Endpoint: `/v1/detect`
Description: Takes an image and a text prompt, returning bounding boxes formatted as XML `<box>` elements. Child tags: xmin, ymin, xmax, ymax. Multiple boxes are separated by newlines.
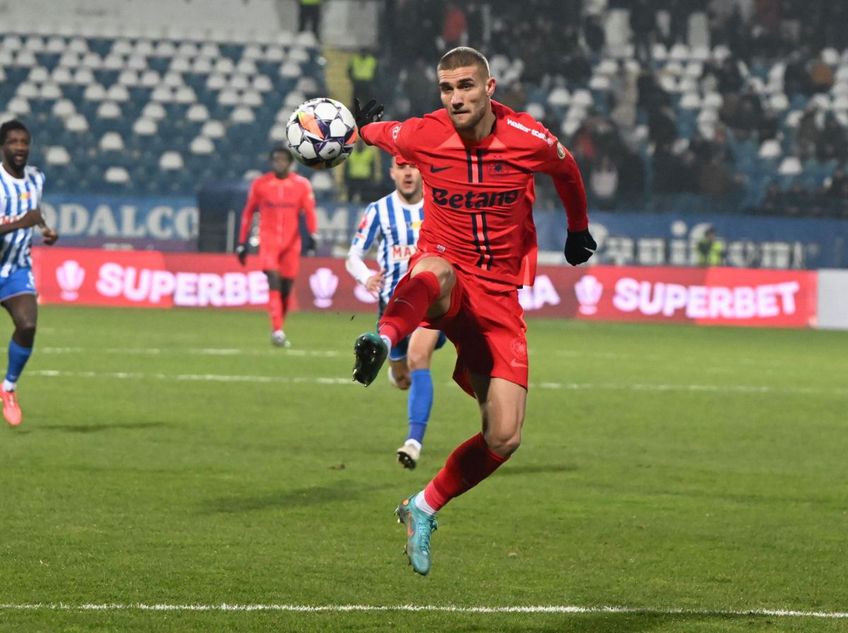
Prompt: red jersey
<box><xmin>238</xmin><ymin>171</ymin><xmax>317</xmax><ymax>249</ymax></box>
<box><xmin>361</xmin><ymin>101</ymin><xmax>588</xmax><ymax>286</ymax></box>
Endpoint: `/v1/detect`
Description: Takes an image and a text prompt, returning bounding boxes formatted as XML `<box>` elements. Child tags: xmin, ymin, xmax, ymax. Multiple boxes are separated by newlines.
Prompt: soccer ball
<box><xmin>286</xmin><ymin>98</ymin><xmax>358</xmax><ymax>169</ymax></box>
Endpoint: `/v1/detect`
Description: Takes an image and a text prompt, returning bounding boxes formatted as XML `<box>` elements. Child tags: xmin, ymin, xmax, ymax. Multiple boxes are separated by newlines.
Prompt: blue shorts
<box><xmin>0</xmin><ymin>268</ymin><xmax>36</xmax><ymax>302</ymax></box>
<box><xmin>389</xmin><ymin>329</ymin><xmax>448</xmax><ymax>362</ymax></box>
<box><xmin>378</xmin><ymin>298</ymin><xmax>447</xmax><ymax>362</ymax></box>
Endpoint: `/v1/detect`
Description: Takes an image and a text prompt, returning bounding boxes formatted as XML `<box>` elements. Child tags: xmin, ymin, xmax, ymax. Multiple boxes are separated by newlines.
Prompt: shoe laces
<box><xmin>4</xmin><ymin>391</ymin><xmax>17</xmax><ymax>406</ymax></box>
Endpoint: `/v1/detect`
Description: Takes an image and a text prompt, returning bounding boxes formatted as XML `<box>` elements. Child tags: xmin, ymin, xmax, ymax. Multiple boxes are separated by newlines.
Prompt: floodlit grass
<box><xmin>2</xmin><ymin>306</ymin><xmax>846</xmax><ymax>632</ymax></box>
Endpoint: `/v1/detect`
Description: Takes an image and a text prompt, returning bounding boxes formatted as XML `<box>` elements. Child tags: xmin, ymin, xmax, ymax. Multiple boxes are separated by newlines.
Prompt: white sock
<box><xmin>404</xmin><ymin>439</ymin><xmax>422</xmax><ymax>451</ymax></box>
<box><xmin>2</xmin><ymin>380</ymin><xmax>15</xmax><ymax>392</ymax></box>
<box><xmin>380</xmin><ymin>334</ymin><xmax>392</xmax><ymax>350</ymax></box>
<box><xmin>414</xmin><ymin>490</ymin><xmax>436</xmax><ymax>515</ymax></box>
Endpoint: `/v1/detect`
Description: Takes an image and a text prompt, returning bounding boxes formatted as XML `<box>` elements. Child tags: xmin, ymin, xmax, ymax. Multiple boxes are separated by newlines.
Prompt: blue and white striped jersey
<box><xmin>0</xmin><ymin>164</ymin><xmax>44</xmax><ymax>278</ymax></box>
<box><xmin>348</xmin><ymin>191</ymin><xmax>424</xmax><ymax>305</ymax></box>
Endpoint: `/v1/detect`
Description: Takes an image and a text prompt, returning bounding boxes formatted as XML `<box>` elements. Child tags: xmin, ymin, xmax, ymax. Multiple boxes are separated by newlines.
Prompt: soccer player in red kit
<box><xmin>350</xmin><ymin>47</ymin><xmax>597</xmax><ymax>575</ymax></box>
<box><xmin>236</xmin><ymin>145</ymin><xmax>317</xmax><ymax>347</ymax></box>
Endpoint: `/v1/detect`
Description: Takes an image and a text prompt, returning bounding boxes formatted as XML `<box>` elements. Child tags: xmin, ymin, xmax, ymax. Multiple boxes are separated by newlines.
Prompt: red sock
<box><xmin>422</xmin><ymin>433</ymin><xmax>509</xmax><ymax>511</ymax></box>
<box><xmin>378</xmin><ymin>271</ymin><xmax>440</xmax><ymax>346</ymax></box>
<box><xmin>269</xmin><ymin>293</ymin><xmax>283</xmax><ymax>331</ymax></box>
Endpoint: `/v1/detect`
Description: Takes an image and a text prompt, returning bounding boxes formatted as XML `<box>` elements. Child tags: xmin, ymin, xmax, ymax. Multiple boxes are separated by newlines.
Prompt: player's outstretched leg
<box><xmin>352</xmin><ymin>332</ymin><xmax>388</xmax><ymax>386</ymax></box>
<box><xmin>395</xmin><ymin>493</ymin><xmax>437</xmax><ymax>575</ymax></box>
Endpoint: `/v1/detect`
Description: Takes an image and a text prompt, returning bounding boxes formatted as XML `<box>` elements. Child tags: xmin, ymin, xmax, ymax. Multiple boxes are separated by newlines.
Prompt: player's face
<box><xmin>390</xmin><ymin>159</ymin><xmax>422</xmax><ymax>200</ymax></box>
<box><xmin>271</xmin><ymin>151</ymin><xmax>292</xmax><ymax>177</ymax></box>
<box><xmin>437</xmin><ymin>64</ymin><xmax>496</xmax><ymax>132</ymax></box>
<box><xmin>1</xmin><ymin>129</ymin><xmax>30</xmax><ymax>172</ymax></box>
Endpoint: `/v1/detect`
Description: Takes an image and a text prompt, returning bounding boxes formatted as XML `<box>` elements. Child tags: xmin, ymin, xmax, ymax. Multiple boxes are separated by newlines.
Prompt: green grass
<box><xmin>1</xmin><ymin>306</ymin><xmax>847</xmax><ymax>632</ymax></box>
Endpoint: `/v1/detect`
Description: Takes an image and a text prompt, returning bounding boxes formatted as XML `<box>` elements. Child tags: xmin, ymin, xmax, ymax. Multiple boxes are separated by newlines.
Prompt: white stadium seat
<box><xmin>186</xmin><ymin>104</ymin><xmax>210</xmax><ymax>122</ymax></box>
<box><xmin>99</xmin><ymin>131</ymin><xmax>125</xmax><ymax>152</ymax></box>
<box><xmin>107</xmin><ymin>84</ymin><xmax>130</xmax><ymax>102</ymax></box>
<box><xmin>65</xmin><ymin>113</ymin><xmax>89</xmax><ymax>133</ymax></box>
<box><xmin>97</xmin><ymin>101</ymin><xmax>122</xmax><ymax>120</ymax></box>
<box><xmin>39</xmin><ymin>82</ymin><xmax>62</xmax><ymax>100</ymax></box>
<box><xmin>51</xmin><ymin>99</ymin><xmax>76</xmax><ymax>119</ymax></box>
<box><xmin>201</xmin><ymin>120</ymin><xmax>226</xmax><ymax>139</ymax></box>
<box><xmin>104</xmin><ymin>166</ymin><xmax>130</xmax><ymax>184</ymax></box>
<box><xmin>189</xmin><ymin>136</ymin><xmax>215</xmax><ymax>155</ymax></box>
<box><xmin>159</xmin><ymin>151</ymin><xmax>184</xmax><ymax>171</ymax></box>
<box><xmin>133</xmin><ymin>117</ymin><xmax>158</xmax><ymax>136</ymax></box>
<box><xmin>141</xmin><ymin>102</ymin><xmax>167</xmax><ymax>120</ymax></box>
<box><xmin>45</xmin><ymin>146</ymin><xmax>72</xmax><ymax>166</ymax></box>
<box><xmin>230</xmin><ymin>105</ymin><xmax>255</xmax><ymax>123</ymax></box>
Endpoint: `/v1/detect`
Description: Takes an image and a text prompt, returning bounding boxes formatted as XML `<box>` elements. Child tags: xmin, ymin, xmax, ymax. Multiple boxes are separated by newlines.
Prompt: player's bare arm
<box><xmin>0</xmin><ymin>209</ymin><xmax>45</xmax><ymax>235</ymax></box>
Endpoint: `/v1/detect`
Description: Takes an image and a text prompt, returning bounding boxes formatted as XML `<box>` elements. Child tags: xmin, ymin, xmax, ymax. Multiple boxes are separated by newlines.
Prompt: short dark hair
<box><xmin>270</xmin><ymin>144</ymin><xmax>293</xmax><ymax>160</ymax></box>
<box><xmin>437</xmin><ymin>46</ymin><xmax>490</xmax><ymax>77</ymax></box>
<box><xmin>0</xmin><ymin>119</ymin><xmax>30</xmax><ymax>145</ymax></box>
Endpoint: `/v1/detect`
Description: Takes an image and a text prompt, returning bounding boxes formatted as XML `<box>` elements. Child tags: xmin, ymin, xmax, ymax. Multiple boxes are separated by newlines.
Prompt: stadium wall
<box><xmin>33</xmin><ymin>247</ymin><xmax>830</xmax><ymax>329</ymax></box>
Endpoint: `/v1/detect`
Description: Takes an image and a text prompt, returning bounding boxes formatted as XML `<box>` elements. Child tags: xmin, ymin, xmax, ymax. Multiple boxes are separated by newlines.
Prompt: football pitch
<box><xmin>2</xmin><ymin>305</ymin><xmax>847</xmax><ymax>632</ymax></box>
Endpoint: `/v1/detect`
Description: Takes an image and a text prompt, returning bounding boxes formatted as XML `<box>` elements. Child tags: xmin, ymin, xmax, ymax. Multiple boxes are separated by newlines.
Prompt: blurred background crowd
<box><xmin>2</xmin><ymin>0</ymin><xmax>848</xmax><ymax>220</ymax></box>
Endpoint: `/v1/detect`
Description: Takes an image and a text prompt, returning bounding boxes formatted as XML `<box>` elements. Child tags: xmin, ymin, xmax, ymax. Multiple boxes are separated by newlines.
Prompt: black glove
<box><xmin>352</xmin><ymin>97</ymin><xmax>384</xmax><ymax>130</ymax></box>
<box><xmin>303</xmin><ymin>233</ymin><xmax>317</xmax><ymax>255</ymax></box>
<box><xmin>564</xmin><ymin>229</ymin><xmax>597</xmax><ymax>266</ymax></box>
<box><xmin>235</xmin><ymin>243</ymin><xmax>248</xmax><ymax>266</ymax></box>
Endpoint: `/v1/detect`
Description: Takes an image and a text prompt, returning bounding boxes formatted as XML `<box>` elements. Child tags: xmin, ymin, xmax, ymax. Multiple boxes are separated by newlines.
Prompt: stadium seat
<box><xmin>51</xmin><ymin>98</ymin><xmax>76</xmax><ymax>119</ymax></box>
<box><xmin>268</xmin><ymin>124</ymin><xmax>287</xmax><ymax>142</ymax></box>
<box><xmin>16</xmin><ymin>82</ymin><xmax>39</xmax><ymax>99</ymax></box>
<box><xmin>107</xmin><ymin>84</ymin><xmax>130</xmax><ymax>102</ymax></box>
<box><xmin>159</xmin><ymin>150</ymin><xmax>184</xmax><ymax>171</ymax></box>
<box><xmin>51</xmin><ymin>66</ymin><xmax>74</xmax><ymax>84</ymax></box>
<box><xmin>201</xmin><ymin>120</ymin><xmax>226</xmax><ymax>139</ymax></box>
<box><xmin>132</xmin><ymin>117</ymin><xmax>158</xmax><ymax>136</ymax></box>
<box><xmin>7</xmin><ymin>96</ymin><xmax>31</xmax><ymax>116</ymax></box>
<box><xmin>231</xmin><ymin>105</ymin><xmax>255</xmax><ymax>123</ymax></box>
<box><xmin>189</xmin><ymin>136</ymin><xmax>215</xmax><ymax>155</ymax></box>
<box><xmin>99</xmin><ymin>132</ymin><xmax>125</xmax><ymax>152</ymax></box>
<box><xmin>778</xmin><ymin>156</ymin><xmax>802</xmax><ymax>176</ymax></box>
<box><xmin>104</xmin><ymin>166</ymin><xmax>130</xmax><ymax>184</ymax></box>
<box><xmin>140</xmin><ymin>70</ymin><xmax>162</xmax><ymax>87</ymax></box>
<box><xmin>97</xmin><ymin>101</ymin><xmax>122</xmax><ymax>120</ymax></box>
<box><xmin>65</xmin><ymin>113</ymin><xmax>89</xmax><ymax>133</ymax></box>
<box><xmin>45</xmin><ymin>145</ymin><xmax>72</xmax><ymax>166</ymax></box>
<box><xmin>83</xmin><ymin>83</ymin><xmax>106</xmax><ymax>101</ymax></box>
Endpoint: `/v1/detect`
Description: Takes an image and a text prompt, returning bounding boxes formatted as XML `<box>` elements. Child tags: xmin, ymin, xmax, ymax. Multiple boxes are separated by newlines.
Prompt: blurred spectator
<box><xmin>589</xmin><ymin>155</ymin><xmax>619</xmax><ymax>209</ymax></box>
<box><xmin>348</xmin><ymin>48</ymin><xmax>379</xmax><ymax>101</ymax></box>
<box><xmin>696</xmin><ymin>226</ymin><xmax>726</xmax><ymax>266</ymax></box>
<box><xmin>345</xmin><ymin>140</ymin><xmax>382</xmax><ymax>203</ymax></box>
<box><xmin>630</xmin><ymin>0</ymin><xmax>656</xmax><ymax>63</ymax></box>
<box><xmin>442</xmin><ymin>2</ymin><xmax>468</xmax><ymax>48</ymax></box>
<box><xmin>298</xmin><ymin>0</ymin><xmax>322</xmax><ymax>39</ymax></box>
<box><xmin>498</xmin><ymin>82</ymin><xmax>527</xmax><ymax>113</ymax></box>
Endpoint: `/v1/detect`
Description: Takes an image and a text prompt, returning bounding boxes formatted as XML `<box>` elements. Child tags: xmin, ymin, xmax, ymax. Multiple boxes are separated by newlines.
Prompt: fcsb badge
<box><xmin>556</xmin><ymin>142</ymin><xmax>566</xmax><ymax>160</ymax></box>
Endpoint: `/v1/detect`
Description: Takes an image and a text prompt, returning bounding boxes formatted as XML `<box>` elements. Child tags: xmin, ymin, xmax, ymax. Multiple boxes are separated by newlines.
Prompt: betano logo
<box><xmin>56</xmin><ymin>260</ymin><xmax>86</xmax><ymax>301</ymax></box>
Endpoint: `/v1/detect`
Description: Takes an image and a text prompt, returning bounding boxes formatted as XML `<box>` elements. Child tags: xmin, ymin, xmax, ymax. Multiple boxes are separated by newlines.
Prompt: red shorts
<box><xmin>259</xmin><ymin>241</ymin><xmax>300</xmax><ymax>278</ymax></box>
<box><xmin>416</xmin><ymin>262</ymin><xmax>528</xmax><ymax>397</ymax></box>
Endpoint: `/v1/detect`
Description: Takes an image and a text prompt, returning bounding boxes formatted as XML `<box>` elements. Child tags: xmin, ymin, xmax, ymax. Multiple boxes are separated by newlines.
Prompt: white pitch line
<box><xmin>0</xmin><ymin>603</ymin><xmax>846</xmax><ymax>618</ymax></box>
<box><xmin>41</xmin><ymin>347</ymin><xmax>340</xmax><ymax>358</ymax></box>
<box><xmin>27</xmin><ymin>369</ymin><xmax>848</xmax><ymax>396</ymax></box>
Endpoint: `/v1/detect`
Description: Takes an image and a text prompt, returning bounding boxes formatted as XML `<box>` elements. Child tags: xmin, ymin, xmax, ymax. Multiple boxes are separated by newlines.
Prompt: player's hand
<box><xmin>304</xmin><ymin>233</ymin><xmax>318</xmax><ymax>255</ymax></box>
<box><xmin>564</xmin><ymin>229</ymin><xmax>597</xmax><ymax>266</ymax></box>
<box><xmin>235</xmin><ymin>243</ymin><xmax>248</xmax><ymax>266</ymax></box>
<box><xmin>41</xmin><ymin>226</ymin><xmax>59</xmax><ymax>246</ymax></box>
<box><xmin>364</xmin><ymin>270</ymin><xmax>385</xmax><ymax>297</ymax></box>
<box><xmin>352</xmin><ymin>97</ymin><xmax>384</xmax><ymax>130</ymax></box>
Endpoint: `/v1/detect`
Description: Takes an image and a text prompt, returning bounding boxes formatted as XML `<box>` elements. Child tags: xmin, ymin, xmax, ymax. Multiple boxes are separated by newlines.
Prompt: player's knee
<box><xmin>483</xmin><ymin>428</ymin><xmax>522</xmax><ymax>457</ymax></box>
<box><xmin>15</xmin><ymin>323</ymin><xmax>36</xmax><ymax>346</ymax></box>
<box><xmin>406</xmin><ymin>349</ymin><xmax>431</xmax><ymax>370</ymax></box>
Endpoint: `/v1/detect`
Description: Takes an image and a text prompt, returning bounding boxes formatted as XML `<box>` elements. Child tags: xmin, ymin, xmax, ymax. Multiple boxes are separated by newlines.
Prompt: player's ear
<box><xmin>486</xmin><ymin>76</ymin><xmax>496</xmax><ymax>98</ymax></box>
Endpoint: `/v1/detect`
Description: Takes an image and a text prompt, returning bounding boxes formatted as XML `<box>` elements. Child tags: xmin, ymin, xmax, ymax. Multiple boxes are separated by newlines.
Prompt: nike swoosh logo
<box><xmin>510</xmin><ymin>359</ymin><xmax>528</xmax><ymax>368</ymax></box>
<box><xmin>430</xmin><ymin>165</ymin><xmax>450</xmax><ymax>173</ymax></box>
